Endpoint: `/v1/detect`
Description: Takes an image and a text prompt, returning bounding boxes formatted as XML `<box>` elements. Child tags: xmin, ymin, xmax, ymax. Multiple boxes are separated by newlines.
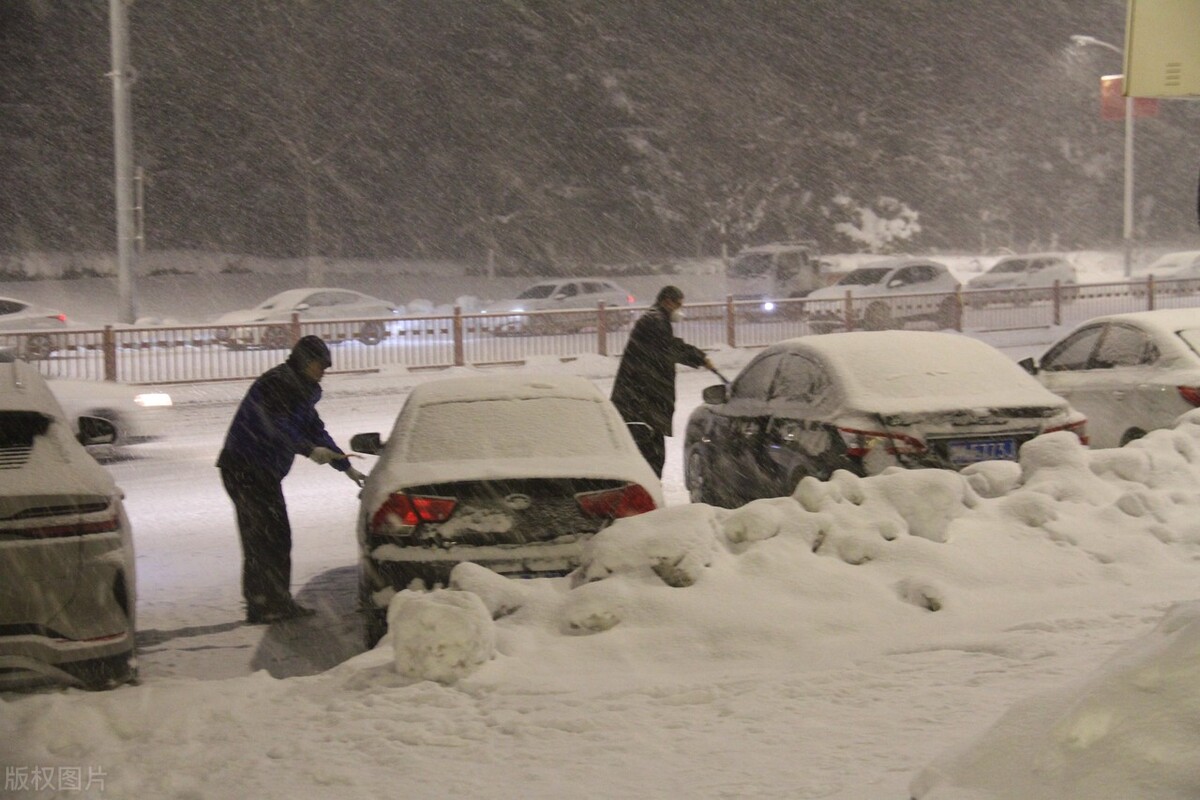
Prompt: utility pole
<box><xmin>109</xmin><ymin>0</ymin><xmax>138</xmax><ymax>323</ymax></box>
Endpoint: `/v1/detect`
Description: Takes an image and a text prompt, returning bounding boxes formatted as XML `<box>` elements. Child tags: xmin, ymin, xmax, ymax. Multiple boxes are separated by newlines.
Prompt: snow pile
<box><xmin>912</xmin><ymin>600</ymin><xmax>1200</xmax><ymax>800</ymax></box>
<box><xmin>387</xmin><ymin>589</ymin><xmax>495</xmax><ymax>683</ymax></box>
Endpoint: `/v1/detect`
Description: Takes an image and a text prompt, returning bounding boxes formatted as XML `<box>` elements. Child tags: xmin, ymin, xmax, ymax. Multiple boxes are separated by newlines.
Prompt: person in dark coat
<box><xmin>217</xmin><ymin>335</ymin><xmax>365</xmax><ymax>624</ymax></box>
<box><xmin>611</xmin><ymin>285</ymin><xmax>713</xmax><ymax>476</ymax></box>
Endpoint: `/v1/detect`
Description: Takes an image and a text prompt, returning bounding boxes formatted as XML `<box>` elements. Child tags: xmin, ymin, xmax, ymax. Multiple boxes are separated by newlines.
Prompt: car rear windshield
<box><xmin>837</xmin><ymin>268</ymin><xmax>891</xmax><ymax>286</ymax></box>
<box><xmin>405</xmin><ymin>397</ymin><xmax>621</xmax><ymax>462</ymax></box>
<box><xmin>516</xmin><ymin>285</ymin><xmax>557</xmax><ymax>299</ymax></box>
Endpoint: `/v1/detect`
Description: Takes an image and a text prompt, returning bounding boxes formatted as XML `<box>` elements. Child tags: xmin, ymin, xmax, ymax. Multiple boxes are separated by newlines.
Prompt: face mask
<box><xmin>670</xmin><ymin>309</ymin><xmax>684</xmax><ymax>323</ymax></box>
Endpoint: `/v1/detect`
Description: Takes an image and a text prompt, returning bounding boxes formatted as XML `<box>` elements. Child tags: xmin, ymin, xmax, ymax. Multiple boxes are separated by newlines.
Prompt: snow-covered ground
<box><xmin>4</xmin><ymin>257</ymin><xmax>1200</xmax><ymax>799</ymax></box>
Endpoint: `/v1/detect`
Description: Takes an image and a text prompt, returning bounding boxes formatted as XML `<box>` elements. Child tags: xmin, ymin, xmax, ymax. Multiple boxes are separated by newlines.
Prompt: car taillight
<box><xmin>2</xmin><ymin>513</ymin><xmax>120</xmax><ymax>539</ymax></box>
<box><xmin>53</xmin><ymin>314</ymin><xmax>67</xmax><ymax>323</ymax></box>
<box><xmin>575</xmin><ymin>484</ymin><xmax>656</xmax><ymax>518</ymax></box>
<box><xmin>370</xmin><ymin>493</ymin><xmax>456</xmax><ymax>537</ymax></box>
<box><xmin>626</xmin><ymin>295</ymin><xmax>636</xmax><ymax>305</ymax></box>
<box><xmin>836</xmin><ymin>426</ymin><xmax>926</xmax><ymax>457</ymax></box>
<box><xmin>1179</xmin><ymin>386</ymin><xmax>1200</xmax><ymax>407</ymax></box>
<box><xmin>1045</xmin><ymin>418</ymin><xmax>1089</xmax><ymax>446</ymax></box>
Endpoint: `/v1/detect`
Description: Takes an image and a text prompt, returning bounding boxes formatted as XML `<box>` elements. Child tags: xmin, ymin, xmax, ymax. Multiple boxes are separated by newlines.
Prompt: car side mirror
<box><xmin>1017</xmin><ymin>357</ymin><xmax>1038</xmax><ymax>375</ymax></box>
<box><xmin>294</xmin><ymin>303</ymin><xmax>311</xmax><ymax>312</ymax></box>
<box><xmin>702</xmin><ymin>384</ymin><xmax>728</xmax><ymax>405</ymax></box>
<box><xmin>77</xmin><ymin>415</ymin><xmax>117</xmax><ymax>446</ymax></box>
<box><xmin>887</xmin><ymin>279</ymin><xmax>904</xmax><ymax>288</ymax></box>
<box><xmin>350</xmin><ymin>432</ymin><xmax>384</xmax><ymax>455</ymax></box>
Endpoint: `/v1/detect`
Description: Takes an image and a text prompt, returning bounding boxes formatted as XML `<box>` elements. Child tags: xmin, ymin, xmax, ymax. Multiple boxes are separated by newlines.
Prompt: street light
<box><xmin>1070</xmin><ymin>34</ymin><xmax>1135</xmax><ymax>277</ymax></box>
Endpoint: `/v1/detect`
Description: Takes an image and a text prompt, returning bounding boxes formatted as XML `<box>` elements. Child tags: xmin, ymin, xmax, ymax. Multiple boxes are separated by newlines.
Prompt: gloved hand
<box><xmin>308</xmin><ymin>446</ymin><xmax>343</xmax><ymax>465</ymax></box>
<box><xmin>345</xmin><ymin>467</ymin><xmax>367</xmax><ymax>488</ymax></box>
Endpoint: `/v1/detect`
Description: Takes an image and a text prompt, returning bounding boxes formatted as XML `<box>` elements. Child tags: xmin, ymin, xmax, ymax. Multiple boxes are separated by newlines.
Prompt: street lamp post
<box><xmin>1071</xmin><ymin>34</ymin><xmax>1135</xmax><ymax>278</ymax></box>
<box><xmin>109</xmin><ymin>0</ymin><xmax>138</xmax><ymax>324</ymax></box>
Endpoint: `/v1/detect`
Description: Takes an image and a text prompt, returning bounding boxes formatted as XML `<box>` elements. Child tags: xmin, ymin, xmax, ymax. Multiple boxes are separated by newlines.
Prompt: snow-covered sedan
<box><xmin>685</xmin><ymin>331</ymin><xmax>1087</xmax><ymax>508</ymax></box>
<box><xmin>0</xmin><ymin>358</ymin><xmax>137</xmax><ymax>690</ymax></box>
<box><xmin>1019</xmin><ymin>308</ymin><xmax>1200</xmax><ymax>448</ymax></box>
<box><xmin>803</xmin><ymin>258</ymin><xmax>960</xmax><ymax>332</ymax></box>
<box><xmin>350</xmin><ymin>373</ymin><xmax>663</xmax><ymax>647</ymax></box>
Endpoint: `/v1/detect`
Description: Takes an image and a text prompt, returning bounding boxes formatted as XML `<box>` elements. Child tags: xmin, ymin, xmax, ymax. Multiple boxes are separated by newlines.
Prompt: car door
<box><xmin>1037</xmin><ymin>323</ymin><xmax>1156</xmax><ymax>448</ymax></box>
<box><xmin>705</xmin><ymin>351</ymin><xmax>784</xmax><ymax>502</ymax></box>
<box><xmin>761</xmin><ymin>353</ymin><xmax>848</xmax><ymax>493</ymax></box>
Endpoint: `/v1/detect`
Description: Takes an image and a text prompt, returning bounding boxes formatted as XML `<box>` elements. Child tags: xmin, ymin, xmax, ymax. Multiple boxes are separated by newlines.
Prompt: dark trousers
<box><xmin>220</xmin><ymin>467</ymin><xmax>293</xmax><ymax>613</ymax></box>
<box><xmin>629</xmin><ymin>422</ymin><xmax>667</xmax><ymax>477</ymax></box>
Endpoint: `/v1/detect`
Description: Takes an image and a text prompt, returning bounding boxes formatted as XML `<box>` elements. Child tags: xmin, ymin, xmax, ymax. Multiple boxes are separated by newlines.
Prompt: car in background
<box><xmin>684</xmin><ymin>331</ymin><xmax>1087</xmax><ymax>508</ymax></box>
<box><xmin>0</xmin><ymin>358</ymin><xmax>137</xmax><ymax>690</ymax></box>
<box><xmin>966</xmin><ymin>252</ymin><xmax>1078</xmax><ymax>305</ymax></box>
<box><xmin>212</xmin><ymin>288</ymin><xmax>401</xmax><ymax>349</ymax></box>
<box><xmin>51</xmin><ymin>379</ymin><xmax>173</xmax><ymax>456</ymax></box>
<box><xmin>350</xmin><ymin>374</ymin><xmax>663</xmax><ymax>647</ymax></box>
<box><xmin>1144</xmin><ymin>250</ymin><xmax>1200</xmax><ymax>280</ymax></box>
<box><xmin>804</xmin><ymin>258</ymin><xmax>960</xmax><ymax>331</ymax></box>
<box><xmin>1018</xmin><ymin>308</ymin><xmax>1200</xmax><ymax>449</ymax></box>
<box><xmin>725</xmin><ymin>240</ymin><xmax>829</xmax><ymax>319</ymax></box>
<box><xmin>0</xmin><ymin>294</ymin><xmax>70</xmax><ymax>359</ymax></box>
<box><xmin>479</xmin><ymin>278</ymin><xmax>636</xmax><ymax>334</ymax></box>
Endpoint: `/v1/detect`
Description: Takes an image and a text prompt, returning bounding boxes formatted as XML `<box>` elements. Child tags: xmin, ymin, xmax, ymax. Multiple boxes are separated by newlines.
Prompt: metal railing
<box><xmin>5</xmin><ymin>277</ymin><xmax>1198</xmax><ymax>385</ymax></box>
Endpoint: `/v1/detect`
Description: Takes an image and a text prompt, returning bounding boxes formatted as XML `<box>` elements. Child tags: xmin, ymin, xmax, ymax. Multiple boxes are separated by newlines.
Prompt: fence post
<box><xmin>843</xmin><ymin>291</ymin><xmax>855</xmax><ymax>331</ymax></box>
<box><xmin>1052</xmin><ymin>280</ymin><xmax>1062</xmax><ymax>326</ymax></box>
<box><xmin>1147</xmin><ymin>275</ymin><xmax>1155</xmax><ymax>311</ymax></box>
<box><xmin>289</xmin><ymin>312</ymin><xmax>301</xmax><ymax>345</ymax></box>
<box><xmin>597</xmin><ymin>302</ymin><xmax>608</xmax><ymax>357</ymax></box>
<box><xmin>103</xmin><ymin>325</ymin><xmax>117</xmax><ymax>382</ymax></box>
<box><xmin>725</xmin><ymin>295</ymin><xmax>736</xmax><ymax>348</ymax></box>
<box><xmin>453</xmin><ymin>306</ymin><xmax>465</xmax><ymax>366</ymax></box>
<box><xmin>954</xmin><ymin>287</ymin><xmax>964</xmax><ymax>332</ymax></box>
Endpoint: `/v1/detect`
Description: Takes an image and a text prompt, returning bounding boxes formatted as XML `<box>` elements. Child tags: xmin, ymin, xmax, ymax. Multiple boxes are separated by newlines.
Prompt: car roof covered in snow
<box><xmin>767</xmin><ymin>331</ymin><xmax>1068</xmax><ymax>414</ymax></box>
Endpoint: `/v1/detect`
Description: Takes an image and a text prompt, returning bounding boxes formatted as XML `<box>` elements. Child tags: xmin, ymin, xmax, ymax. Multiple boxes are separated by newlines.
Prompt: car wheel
<box><xmin>262</xmin><ymin>325</ymin><xmax>291</xmax><ymax>350</ymax></box>
<box><xmin>359</xmin><ymin>579</ymin><xmax>388</xmax><ymax>650</ymax></box>
<box><xmin>24</xmin><ymin>333</ymin><xmax>55</xmax><ymax>360</ymax></box>
<box><xmin>863</xmin><ymin>302</ymin><xmax>891</xmax><ymax>331</ymax></box>
<box><xmin>357</xmin><ymin>321</ymin><xmax>386</xmax><ymax>345</ymax></box>
<box><xmin>1119</xmin><ymin>428</ymin><xmax>1147</xmax><ymax>447</ymax></box>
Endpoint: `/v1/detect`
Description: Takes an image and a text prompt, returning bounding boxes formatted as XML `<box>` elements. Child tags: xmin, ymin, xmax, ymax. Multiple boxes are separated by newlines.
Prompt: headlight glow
<box><xmin>134</xmin><ymin>392</ymin><xmax>173</xmax><ymax>408</ymax></box>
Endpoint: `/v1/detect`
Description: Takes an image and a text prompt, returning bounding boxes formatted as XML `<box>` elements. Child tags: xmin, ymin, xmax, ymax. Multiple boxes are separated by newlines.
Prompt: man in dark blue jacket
<box><xmin>611</xmin><ymin>285</ymin><xmax>712</xmax><ymax>476</ymax></box>
<box><xmin>217</xmin><ymin>335</ymin><xmax>365</xmax><ymax>624</ymax></box>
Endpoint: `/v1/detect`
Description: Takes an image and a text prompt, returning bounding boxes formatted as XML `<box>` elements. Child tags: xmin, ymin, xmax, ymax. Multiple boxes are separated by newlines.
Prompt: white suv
<box><xmin>804</xmin><ymin>258</ymin><xmax>961</xmax><ymax>332</ymax></box>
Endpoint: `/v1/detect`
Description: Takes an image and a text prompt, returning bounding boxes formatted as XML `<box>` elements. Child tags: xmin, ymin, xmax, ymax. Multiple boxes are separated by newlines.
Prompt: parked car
<box><xmin>479</xmin><ymin>278</ymin><xmax>636</xmax><ymax>334</ymax></box>
<box><xmin>1144</xmin><ymin>250</ymin><xmax>1200</xmax><ymax>280</ymax></box>
<box><xmin>684</xmin><ymin>331</ymin><xmax>1087</xmax><ymax>508</ymax></box>
<box><xmin>350</xmin><ymin>373</ymin><xmax>663</xmax><ymax>647</ymax></box>
<box><xmin>212</xmin><ymin>288</ymin><xmax>401</xmax><ymax>349</ymax></box>
<box><xmin>1018</xmin><ymin>308</ymin><xmax>1200</xmax><ymax>448</ymax></box>
<box><xmin>0</xmin><ymin>358</ymin><xmax>137</xmax><ymax>690</ymax></box>
<box><xmin>966</xmin><ymin>252</ymin><xmax>1078</xmax><ymax>305</ymax></box>
<box><xmin>804</xmin><ymin>258</ymin><xmax>961</xmax><ymax>331</ymax></box>
<box><xmin>0</xmin><ymin>294</ymin><xmax>69</xmax><ymax>359</ymax></box>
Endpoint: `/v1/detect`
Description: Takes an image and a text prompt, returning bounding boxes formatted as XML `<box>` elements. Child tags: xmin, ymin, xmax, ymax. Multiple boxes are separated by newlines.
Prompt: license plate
<box><xmin>946</xmin><ymin>438</ymin><xmax>1017</xmax><ymax>465</ymax></box>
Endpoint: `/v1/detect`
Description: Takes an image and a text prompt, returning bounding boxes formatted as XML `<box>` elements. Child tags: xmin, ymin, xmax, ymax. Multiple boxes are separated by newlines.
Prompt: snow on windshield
<box><xmin>404</xmin><ymin>397</ymin><xmax>619</xmax><ymax>462</ymax></box>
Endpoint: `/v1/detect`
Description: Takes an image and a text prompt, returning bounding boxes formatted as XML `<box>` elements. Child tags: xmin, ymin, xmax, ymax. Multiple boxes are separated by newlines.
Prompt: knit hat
<box><xmin>290</xmin><ymin>335</ymin><xmax>332</xmax><ymax>369</ymax></box>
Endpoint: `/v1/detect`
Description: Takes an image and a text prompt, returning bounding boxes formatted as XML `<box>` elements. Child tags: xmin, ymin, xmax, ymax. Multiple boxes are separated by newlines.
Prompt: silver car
<box><xmin>804</xmin><ymin>258</ymin><xmax>961</xmax><ymax>331</ymax></box>
<box><xmin>966</xmin><ymin>252</ymin><xmax>1079</xmax><ymax>305</ymax></box>
<box><xmin>213</xmin><ymin>287</ymin><xmax>401</xmax><ymax>349</ymax></box>
<box><xmin>0</xmin><ymin>294</ymin><xmax>69</xmax><ymax>359</ymax></box>
<box><xmin>0</xmin><ymin>358</ymin><xmax>137</xmax><ymax>690</ymax></box>
<box><xmin>480</xmin><ymin>278</ymin><xmax>636</xmax><ymax>334</ymax></box>
<box><xmin>1019</xmin><ymin>308</ymin><xmax>1200</xmax><ymax>448</ymax></box>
